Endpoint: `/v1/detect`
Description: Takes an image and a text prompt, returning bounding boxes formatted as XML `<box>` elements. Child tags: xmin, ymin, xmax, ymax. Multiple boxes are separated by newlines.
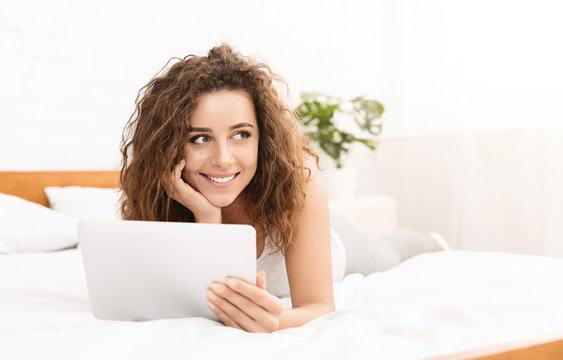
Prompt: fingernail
<box><xmin>226</xmin><ymin>278</ymin><xmax>237</xmax><ymax>288</ymax></box>
<box><xmin>211</xmin><ymin>283</ymin><xmax>223</xmax><ymax>293</ymax></box>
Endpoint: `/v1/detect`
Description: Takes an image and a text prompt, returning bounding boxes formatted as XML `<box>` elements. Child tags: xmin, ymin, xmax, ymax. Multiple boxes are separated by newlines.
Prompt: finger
<box><xmin>208</xmin><ymin>301</ymin><xmax>243</xmax><ymax>330</ymax></box>
<box><xmin>256</xmin><ymin>271</ymin><xmax>266</xmax><ymax>290</ymax></box>
<box><xmin>220</xmin><ymin>279</ymin><xmax>281</xmax><ymax>332</ymax></box>
<box><xmin>164</xmin><ymin>160</ymin><xmax>186</xmax><ymax>199</ymax></box>
<box><xmin>171</xmin><ymin>160</ymin><xmax>185</xmax><ymax>188</ymax></box>
<box><xmin>207</xmin><ymin>288</ymin><xmax>264</xmax><ymax>332</ymax></box>
<box><xmin>225</xmin><ymin>277</ymin><xmax>283</xmax><ymax>316</ymax></box>
<box><xmin>173</xmin><ymin>159</ymin><xmax>186</xmax><ymax>179</ymax></box>
<box><xmin>209</xmin><ymin>283</ymin><xmax>266</xmax><ymax>324</ymax></box>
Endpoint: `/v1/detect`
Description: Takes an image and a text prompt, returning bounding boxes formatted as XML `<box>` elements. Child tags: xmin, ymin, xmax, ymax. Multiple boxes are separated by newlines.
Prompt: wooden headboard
<box><xmin>0</xmin><ymin>171</ymin><xmax>120</xmax><ymax>207</ymax></box>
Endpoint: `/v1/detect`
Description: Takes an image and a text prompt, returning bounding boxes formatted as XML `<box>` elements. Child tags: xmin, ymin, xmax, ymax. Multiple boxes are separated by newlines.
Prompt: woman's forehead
<box><xmin>189</xmin><ymin>90</ymin><xmax>257</xmax><ymax>129</ymax></box>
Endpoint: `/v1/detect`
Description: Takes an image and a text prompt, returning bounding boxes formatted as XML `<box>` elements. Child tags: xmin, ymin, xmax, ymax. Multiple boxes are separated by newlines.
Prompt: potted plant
<box><xmin>295</xmin><ymin>92</ymin><xmax>384</xmax><ymax>169</ymax></box>
<box><xmin>295</xmin><ymin>92</ymin><xmax>384</xmax><ymax>200</ymax></box>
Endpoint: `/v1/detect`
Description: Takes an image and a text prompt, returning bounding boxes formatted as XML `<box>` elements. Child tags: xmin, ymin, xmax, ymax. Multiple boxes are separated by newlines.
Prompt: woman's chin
<box><xmin>206</xmin><ymin>195</ymin><xmax>236</xmax><ymax>209</ymax></box>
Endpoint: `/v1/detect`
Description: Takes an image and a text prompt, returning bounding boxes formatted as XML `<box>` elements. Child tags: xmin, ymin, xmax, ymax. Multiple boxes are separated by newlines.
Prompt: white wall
<box><xmin>2</xmin><ymin>0</ymin><xmax>562</xmax><ymax>255</ymax></box>
<box><xmin>399</xmin><ymin>0</ymin><xmax>563</xmax><ymax>136</ymax></box>
<box><xmin>0</xmin><ymin>0</ymin><xmax>391</xmax><ymax>170</ymax></box>
<box><xmin>2</xmin><ymin>0</ymin><xmax>562</xmax><ymax>168</ymax></box>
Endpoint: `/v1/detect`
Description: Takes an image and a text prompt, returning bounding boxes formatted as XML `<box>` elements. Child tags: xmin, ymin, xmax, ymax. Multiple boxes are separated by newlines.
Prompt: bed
<box><xmin>1</xmin><ymin>171</ymin><xmax>563</xmax><ymax>360</ymax></box>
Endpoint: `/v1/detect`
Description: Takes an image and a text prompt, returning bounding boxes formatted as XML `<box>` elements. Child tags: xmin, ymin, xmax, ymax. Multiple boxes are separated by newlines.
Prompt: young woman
<box><xmin>119</xmin><ymin>43</ymin><xmax>444</xmax><ymax>333</ymax></box>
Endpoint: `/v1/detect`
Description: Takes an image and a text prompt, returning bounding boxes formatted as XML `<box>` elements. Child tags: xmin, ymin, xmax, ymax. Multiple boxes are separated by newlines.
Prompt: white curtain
<box><xmin>353</xmin><ymin>126</ymin><xmax>563</xmax><ymax>257</ymax></box>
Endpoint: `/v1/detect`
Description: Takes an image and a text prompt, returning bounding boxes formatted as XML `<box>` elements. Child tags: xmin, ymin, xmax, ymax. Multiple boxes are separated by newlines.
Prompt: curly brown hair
<box><xmin>120</xmin><ymin>43</ymin><xmax>317</xmax><ymax>254</ymax></box>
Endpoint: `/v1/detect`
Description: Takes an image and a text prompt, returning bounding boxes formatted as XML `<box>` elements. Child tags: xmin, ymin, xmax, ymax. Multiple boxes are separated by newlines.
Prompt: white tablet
<box><xmin>78</xmin><ymin>219</ymin><xmax>256</xmax><ymax>322</ymax></box>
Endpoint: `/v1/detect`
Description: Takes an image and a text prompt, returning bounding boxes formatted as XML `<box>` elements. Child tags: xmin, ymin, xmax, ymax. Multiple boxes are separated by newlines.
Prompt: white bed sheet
<box><xmin>1</xmin><ymin>249</ymin><xmax>563</xmax><ymax>360</ymax></box>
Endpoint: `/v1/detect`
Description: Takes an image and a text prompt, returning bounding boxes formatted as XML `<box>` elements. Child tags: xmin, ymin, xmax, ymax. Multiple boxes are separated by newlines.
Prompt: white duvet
<box><xmin>1</xmin><ymin>249</ymin><xmax>563</xmax><ymax>360</ymax></box>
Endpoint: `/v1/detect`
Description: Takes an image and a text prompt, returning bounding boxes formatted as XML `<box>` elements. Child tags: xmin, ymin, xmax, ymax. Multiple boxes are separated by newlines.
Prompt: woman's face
<box><xmin>182</xmin><ymin>90</ymin><xmax>259</xmax><ymax>208</ymax></box>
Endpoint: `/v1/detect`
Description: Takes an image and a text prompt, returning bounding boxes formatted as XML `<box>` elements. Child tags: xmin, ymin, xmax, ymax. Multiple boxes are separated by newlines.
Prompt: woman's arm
<box><xmin>279</xmin><ymin>156</ymin><xmax>336</xmax><ymax>329</ymax></box>
<box><xmin>278</xmin><ymin>302</ymin><xmax>334</xmax><ymax>330</ymax></box>
<box><xmin>205</xmin><ymin>157</ymin><xmax>335</xmax><ymax>332</ymax></box>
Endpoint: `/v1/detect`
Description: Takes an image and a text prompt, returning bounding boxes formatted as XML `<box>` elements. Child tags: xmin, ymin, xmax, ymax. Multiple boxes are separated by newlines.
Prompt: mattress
<box><xmin>1</xmin><ymin>249</ymin><xmax>563</xmax><ymax>359</ymax></box>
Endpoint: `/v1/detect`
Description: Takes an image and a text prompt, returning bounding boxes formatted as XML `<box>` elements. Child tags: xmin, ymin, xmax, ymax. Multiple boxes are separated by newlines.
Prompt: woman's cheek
<box><xmin>183</xmin><ymin>146</ymin><xmax>208</xmax><ymax>169</ymax></box>
<box><xmin>243</xmin><ymin>140</ymin><xmax>259</xmax><ymax>167</ymax></box>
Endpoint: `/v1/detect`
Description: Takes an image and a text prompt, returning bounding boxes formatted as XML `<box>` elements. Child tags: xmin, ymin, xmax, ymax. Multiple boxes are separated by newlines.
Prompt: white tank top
<box><xmin>256</xmin><ymin>228</ymin><xmax>346</xmax><ymax>298</ymax></box>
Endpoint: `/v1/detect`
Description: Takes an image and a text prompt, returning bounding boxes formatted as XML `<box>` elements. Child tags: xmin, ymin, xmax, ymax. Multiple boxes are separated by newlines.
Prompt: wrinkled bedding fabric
<box><xmin>1</xmin><ymin>249</ymin><xmax>563</xmax><ymax>360</ymax></box>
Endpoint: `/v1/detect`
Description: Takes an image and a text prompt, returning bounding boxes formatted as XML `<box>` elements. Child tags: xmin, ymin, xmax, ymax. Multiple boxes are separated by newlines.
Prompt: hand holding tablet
<box><xmin>206</xmin><ymin>270</ymin><xmax>284</xmax><ymax>332</ymax></box>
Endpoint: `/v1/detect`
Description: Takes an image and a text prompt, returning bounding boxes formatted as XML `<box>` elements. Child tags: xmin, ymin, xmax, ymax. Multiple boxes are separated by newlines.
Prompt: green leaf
<box><xmin>296</xmin><ymin>92</ymin><xmax>383</xmax><ymax>168</ymax></box>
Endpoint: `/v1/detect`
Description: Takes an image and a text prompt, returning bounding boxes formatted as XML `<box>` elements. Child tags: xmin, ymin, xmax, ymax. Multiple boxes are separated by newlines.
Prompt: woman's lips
<box><xmin>202</xmin><ymin>172</ymin><xmax>239</xmax><ymax>178</ymax></box>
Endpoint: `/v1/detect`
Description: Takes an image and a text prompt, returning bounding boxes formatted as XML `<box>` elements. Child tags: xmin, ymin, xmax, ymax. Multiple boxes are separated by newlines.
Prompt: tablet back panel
<box><xmin>78</xmin><ymin>220</ymin><xmax>256</xmax><ymax>321</ymax></box>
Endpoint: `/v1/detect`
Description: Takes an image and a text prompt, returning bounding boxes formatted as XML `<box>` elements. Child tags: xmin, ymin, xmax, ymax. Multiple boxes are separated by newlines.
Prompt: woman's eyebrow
<box><xmin>230</xmin><ymin>122</ymin><xmax>254</xmax><ymax>130</ymax></box>
<box><xmin>188</xmin><ymin>123</ymin><xmax>254</xmax><ymax>132</ymax></box>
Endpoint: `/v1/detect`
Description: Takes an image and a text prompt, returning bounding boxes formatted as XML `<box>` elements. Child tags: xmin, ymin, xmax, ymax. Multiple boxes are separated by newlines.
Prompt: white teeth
<box><xmin>206</xmin><ymin>174</ymin><xmax>235</xmax><ymax>183</ymax></box>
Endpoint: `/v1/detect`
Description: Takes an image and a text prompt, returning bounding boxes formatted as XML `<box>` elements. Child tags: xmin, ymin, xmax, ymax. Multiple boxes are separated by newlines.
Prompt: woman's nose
<box><xmin>212</xmin><ymin>141</ymin><xmax>234</xmax><ymax>167</ymax></box>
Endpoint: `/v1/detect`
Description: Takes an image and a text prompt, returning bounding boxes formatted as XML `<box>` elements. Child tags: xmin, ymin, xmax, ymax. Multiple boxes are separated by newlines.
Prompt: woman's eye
<box><xmin>232</xmin><ymin>131</ymin><xmax>251</xmax><ymax>140</ymax></box>
<box><xmin>190</xmin><ymin>134</ymin><xmax>210</xmax><ymax>144</ymax></box>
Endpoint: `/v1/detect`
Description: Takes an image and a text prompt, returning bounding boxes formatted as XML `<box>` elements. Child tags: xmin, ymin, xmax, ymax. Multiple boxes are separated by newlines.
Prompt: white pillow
<box><xmin>44</xmin><ymin>186</ymin><xmax>122</xmax><ymax>220</ymax></box>
<box><xmin>0</xmin><ymin>193</ymin><xmax>79</xmax><ymax>254</ymax></box>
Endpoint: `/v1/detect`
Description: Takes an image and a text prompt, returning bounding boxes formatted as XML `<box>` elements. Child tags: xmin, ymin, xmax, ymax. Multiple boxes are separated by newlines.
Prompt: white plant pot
<box><xmin>320</xmin><ymin>167</ymin><xmax>358</xmax><ymax>201</ymax></box>
<box><xmin>311</xmin><ymin>143</ymin><xmax>359</xmax><ymax>201</ymax></box>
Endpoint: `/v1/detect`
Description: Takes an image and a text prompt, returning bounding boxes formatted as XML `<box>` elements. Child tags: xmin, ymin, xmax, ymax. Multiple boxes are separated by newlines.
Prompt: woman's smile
<box><xmin>200</xmin><ymin>172</ymin><xmax>240</xmax><ymax>187</ymax></box>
